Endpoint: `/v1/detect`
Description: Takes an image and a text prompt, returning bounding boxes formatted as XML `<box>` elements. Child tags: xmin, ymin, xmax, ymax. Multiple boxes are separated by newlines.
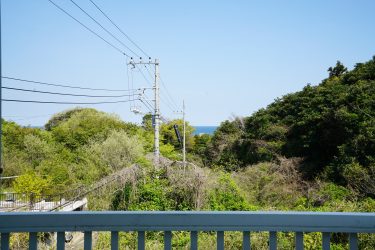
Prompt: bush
<box><xmin>13</xmin><ymin>172</ymin><xmax>52</xmax><ymax>196</ymax></box>
<box><xmin>209</xmin><ymin>173</ymin><xmax>252</xmax><ymax>211</ymax></box>
<box><xmin>160</xmin><ymin>143</ymin><xmax>180</xmax><ymax>161</ymax></box>
<box><xmin>233</xmin><ymin>160</ymin><xmax>303</xmax><ymax>209</ymax></box>
<box><xmin>50</xmin><ymin>108</ymin><xmax>138</xmax><ymax>150</ymax></box>
<box><xmin>343</xmin><ymin>162</ymin><xmax>375</xmax><ymax>197</ymax></box>
<box><xmin>84</xmin><ymin>130</ymin><xmax>144</xmax><ymax>172</ymax></box>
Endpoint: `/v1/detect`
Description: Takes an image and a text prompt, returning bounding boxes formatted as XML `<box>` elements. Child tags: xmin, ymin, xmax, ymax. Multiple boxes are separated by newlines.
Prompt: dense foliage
<box><xmin>1</xmin><ymin>108</ymin><xmax>144</xmax><ymax>193</ymax></box>
<box><xmin>206</xmin><ymin>57</ymin><xmax>375</xmax><ymax>197</ymax></box>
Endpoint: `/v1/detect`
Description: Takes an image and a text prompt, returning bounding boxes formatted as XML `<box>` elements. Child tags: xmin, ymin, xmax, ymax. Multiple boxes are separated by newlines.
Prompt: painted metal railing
<box><xmin>0</xmin><ymin>192</ymin><xmax>64</xmax><ymax>211</ymax></box>
<box><xmin>0</xmin><ymin>211</ymin><xmax>374</xmax><ymax>250</ymax></box>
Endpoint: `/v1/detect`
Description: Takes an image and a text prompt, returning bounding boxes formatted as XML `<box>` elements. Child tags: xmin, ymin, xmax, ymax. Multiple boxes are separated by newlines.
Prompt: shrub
<box><xmin>84</xmin><ymin>130</ymin><xmax>143</xmax><ymax>172</ymax></box>
<box><xmin>209</xmin><ymin>173</ymin><xmax>251</xmax><ymax>211</ymax></box>
<box><xmin>13</xmin><ymin>172</ymin><xmax>52</xmax><ymax>196</ymax></box>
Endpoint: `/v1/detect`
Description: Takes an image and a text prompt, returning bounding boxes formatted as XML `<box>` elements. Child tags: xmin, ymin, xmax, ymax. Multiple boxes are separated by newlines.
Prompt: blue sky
<box><xmin>2</xmin><ymin>0</ymin><xmax>375</xmax><ymax>126</ymax></box>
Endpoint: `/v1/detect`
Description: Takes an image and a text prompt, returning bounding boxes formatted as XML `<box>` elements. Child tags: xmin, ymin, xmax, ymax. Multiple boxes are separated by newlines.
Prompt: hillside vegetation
<box><xmin>206</xmin><ymin>57</ymin><xmax>375</xmax><ymax>198</ymax></box>
<box><xmin>1</xmin><ymin>57</ymin><xmax>375</xmax><ymax>249</ymax></box>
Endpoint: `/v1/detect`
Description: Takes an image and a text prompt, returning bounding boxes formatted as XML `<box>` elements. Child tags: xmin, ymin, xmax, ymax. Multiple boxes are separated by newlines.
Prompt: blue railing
<box><xmin>0</xmin><ymin>211</ymin><xmax>374</xmax><ymax>249</ymax></box>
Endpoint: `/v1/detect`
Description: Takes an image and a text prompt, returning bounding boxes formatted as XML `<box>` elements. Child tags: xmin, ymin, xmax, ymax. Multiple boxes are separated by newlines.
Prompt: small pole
<box><xmin>0</xmin><ymin>0</ymin><xmax>3</xmax><ymax>190</ymax></box>
<box><xmin>154</xmin><ymin>59</ymin><xmax>160</xmax><ymax>166</ymax></box>
<box><xmin>183</xmin><ymin>100</ymin><xmax>186</xmax><ymax>170</ymax></box>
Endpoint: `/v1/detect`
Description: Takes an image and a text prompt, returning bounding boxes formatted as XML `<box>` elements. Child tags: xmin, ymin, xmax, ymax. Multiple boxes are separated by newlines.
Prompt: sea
<box><xmin>193</xmin><ymin>126</ymin><xmax>218</xmax><ymax>135</ymax></box>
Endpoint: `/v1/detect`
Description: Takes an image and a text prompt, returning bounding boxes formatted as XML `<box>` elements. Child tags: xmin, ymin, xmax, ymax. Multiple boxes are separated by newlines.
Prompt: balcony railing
<box><xmin>0</xmin><ymin>211</ymin><xmax>374</xmax><ymax>250</ymax></box>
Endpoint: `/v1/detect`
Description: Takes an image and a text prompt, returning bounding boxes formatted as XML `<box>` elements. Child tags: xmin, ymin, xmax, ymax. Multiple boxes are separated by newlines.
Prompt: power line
<box><xmin>133</xmin><ymin>64</ymin><xmax>177</xmax><ymax>113</ymax></box>
<box><xmin>2</xmin><ymin>99</ymin><xmax>139</xmax><ymax>105</ymax></box>
<box><xmin>161</xmin><ymin>97</ymin><xmax>177</xmax><ymax>113</ymax></box>
<box><xmin>3</xmin><ymin>114</ymin><xmax>53</xmax><ymax>118</ymax></box>
<box><xmin>126</xmin><ymin>59</ymin><xmax>131</xmax><ymax>100</ymax></box>
<box><xmin>2</xmin><ymin>86</ymin><xmax>136</xmax><ymax>98</ymax></box>
<box><xmin>144</xmin><ymin>64</ymin><xmax>154</xmax><ymax>80</ymax></box>
<box><xmin>160</xmin><ymin>83</ymin><xmax>179</xmax><ymax>111</ymax></box>
<box><xmin>141</xmin><ymin>93</ymin><xmax>176</xmax><ymax>118</ymax></box>
<box><xmin>159</xmin><ymin>75</ymin><xmax>180</xmax><ymax>109</ymax></box>
<box><xmin>132</xmin><ymin>64</ymin><xmax>172</xmax><ymax>114</ymax></box>
<box><xmin>135</xmin><ymin>64</ymin><xmax>153</xmax><ymax>86</ymax></box>
<box><xmin>47</xmin><ymin>0</ymin><xmax>128</xmax><ymax>56</ymax></box>
<box><xmin>144</xmin><ymin>65</ymin><xmax>179</xmax><ymax>111</ymax></box>
<box><xmin>4</xmin><ymin>114</ymin><xmax>54</xmax><ymax>122</ymax></box>
<box><xmin>3</xmin><ymin>113</ymin><xmax>123</xmax><ymax>121</ymax></box>
<box><xmin>88</xmin><ymin>0</ymin><xmax>150</xmax><ymax>58</ymax></box>
<box><xmin>68</xmin><ymin>0</ymin><xmax>139</xmax><ymax>57</ymax></box>
<box><xmin>139</xmin><ymin>98</ymin><xmax>153</xmax><ymax>113</ymax></box>
<box><xmin>3</xmin><ymin>76</ymin><xmax>138</xmax><ymax>92</ymax></box>
<box><xmin>130</xmin><ymin>66</ymin><xmax>137</xmax><ymax>108</ymax></box>
<box><xmin>132</xmin><ymin>64</ymin><xmax>177</xmax><ymax>112</ymax></box>
<box><xmin>140</xmin><ymin>92</ymin><xmax>154</xmax><ymax>111</ymax></box>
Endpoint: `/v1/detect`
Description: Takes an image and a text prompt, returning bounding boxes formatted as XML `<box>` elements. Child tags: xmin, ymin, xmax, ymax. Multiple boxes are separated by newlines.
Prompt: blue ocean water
<box><xmin>193</xmin><ymin>126</ymin><xmax>218</xmax><ymax>135</ymax></box>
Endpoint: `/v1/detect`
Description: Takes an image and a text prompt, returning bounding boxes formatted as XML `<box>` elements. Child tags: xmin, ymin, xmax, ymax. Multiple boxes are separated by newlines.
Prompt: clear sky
<box><xmin>2</xmin><ymin>0</ymin><xmax>375</xmax><ymax>126</ymax></box>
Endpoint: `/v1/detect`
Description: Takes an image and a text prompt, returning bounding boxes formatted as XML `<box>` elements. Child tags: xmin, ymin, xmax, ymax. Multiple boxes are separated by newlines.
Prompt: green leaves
<box><xmin>50</xmin><ymin>108</ymin><xmax>138</xmax><ymax>150</ymax></box>
<box><xmin>209</xmin><ymin>173</ymin><xmax>251</xmax><ymax>211</ymax></box>
<box><xmin>206</xmin><ymin>56</ymin><xmax>375</xmax><ymax>188</ymax></box>
<box><xmin>13</xmin><ymin>172</ymin><xmax>53</xmax><ymax>196</ymax></box>
<box><xmin>4</xmin><ymin>107</ymin><xmax>146</xmax><ymax>195</ymax></box>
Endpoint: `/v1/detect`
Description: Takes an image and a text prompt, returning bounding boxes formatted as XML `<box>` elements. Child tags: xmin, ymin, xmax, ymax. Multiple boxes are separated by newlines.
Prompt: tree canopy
<box><xmin>206</xmin><ymin>56</ymin><xmax>375</xmax><ymax>193</ymax></box>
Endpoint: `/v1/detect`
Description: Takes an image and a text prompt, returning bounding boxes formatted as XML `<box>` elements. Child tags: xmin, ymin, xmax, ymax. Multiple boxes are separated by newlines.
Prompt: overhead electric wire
<box><xmin>126</xmin><ymin>58</ymin><xmax>133</xmax><ymax>111</ymax></box>
<box><xmin>68</xmin><ymin>0</ymin><xmax>139</xmax><ymax>57</ymax></box>
<box><xmin>144</xmin><ymin>65</ymin><xmax>179</xmax><ymax>111</ymax></box>
<box><xmin>133</xmin><ymin>66</ymin><xmax>176</xmax><ymax>112</ymax></box>
<box><xmin>2</xmin><ymin>86</ymin><xmax>137</xmax><ymax>98</ymax></box>
<box><xmin>88</xmin><ymin>0</ymin><xmax>150</xmax><ymax>58</ymax></box>
<box><xmin>4</xmin><ymin>114</ymin><xmax>54</xmax><ymax>122</ymax></box>
<box><xmin>144</xmin><ymin>64</ymin><xmax>154</xmax><ymax>80</ymax></box>
<box><xmin>48</xmin><ymin>0</ymin><xmax>179</xmax><ymax>116</ymax></box>
<box><xmin>130</xmin><ymin>66</ymin><xmax>136</xmax><ymax>108</ymax></box>
<box><xmin>159</xmin><ymin>75</ymin><xmax>180</xmax><ymax>109</ymax></box>
<box><xmin>47</xmin><ymin>0</ymin><xmax>128</xmax><ymax>56</ymax></box>
<box><xmin>160</xmin><ymin>89</ymin><xmax>179</xmax><ymax>111</ymax></box>
<box><xmin>160</xmin><ymin>114</ymin><xmax>170</xmax><ymax>123</ymax></box>
<box><xmin>3</xmin><ymin>76</ymin><xmax>138</xmax><ymax>92</ymax></box>
<box><xmin>139</xmin><ymin>98</ymin><xmax>153</xmax><ymax>113</ymax></box>
<box><xmin>140</xmin><ymin>93</ymin><xmax>154</xmax><ymax>109</ymax></box>
<box><xmin>3</xmin><ymin>114</ymin><xmax>53</xmax><ymax>118</ymax></box>
<box><xmin>135</xmin><ymin>65</ymin><xmax>153</xmax><ymax>86</ymax></box>
<box><xmin>160</xmin><ymin>96</ymin><xmax>177</xmax><ymax>112</ymax></box>
<box><xmin>2</xmin><ymin>98</ymin><xmax>139</xmax><ymax>105</ymax></box>
<box><xmin>134</xmin><ymin>65</ymin><xmax>176</xmax><ymax>113</ymax></box>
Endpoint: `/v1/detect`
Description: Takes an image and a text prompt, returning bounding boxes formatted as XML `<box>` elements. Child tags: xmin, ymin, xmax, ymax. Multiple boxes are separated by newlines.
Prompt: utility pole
<box><xmin>0</xmin><ymin>0</ymin><xmax>3</xmax><ymax>188</ymax></box>
<box><xmin>154</xmin><ymin>59</ymin><xmax>160</xmax><ymax>166</ymax></box>
<box><xmin>183</xmin><ymin>100</ymin><xmax>186</xmax><ymax>169</ymax></box>
<box><xmin>175</xmin><ymin>101</ymin><xmax>187</xmax><ymax>170</ymax></box>
<box><xmin>128</xmin><ymin>57</ymin><xmax>160</xmax><ymax>166</ymax></box>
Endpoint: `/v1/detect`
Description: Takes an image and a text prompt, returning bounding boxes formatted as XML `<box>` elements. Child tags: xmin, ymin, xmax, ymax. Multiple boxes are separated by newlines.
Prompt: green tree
<box><xmin>23</xmin><ymin>134</ymin><xmax>53</xmax><ymax>166</ymax></box>
<box><xmin>160</xmin><ymin>119</ymin><xmax>195</xmax><ymax>151</ymax></box>
<box><xmin>206</xmin><ymin>119</ymin><xmax>244</xmax><ymax>170</ymax></box>
<box><xmin>50</xmin><ymin>108</ymin><xmax>138</xmax><ymax>150</ymax></box>
<box><xmin>328</xmin><ymin>61</ymin><xmax>347</xmax><ymax>78</ymax></box>
<box><xmin>192</xmin><ymin>134</ymin><xmax>212</xmax><ymax>165</ymax></box>
<box><xmin>141</xmin><ymin>114</ymin><xmax>153</xmax><ymax>131</ymax></box>
<box><xmin>84</xmin><ymin>130</ymin><xmax>144</xmax><ymax>172</ymax></box>
<box><xmin>13</xmin><ymin>172</ymin><xmax>52</xmax><ymax>196</ymax></box>
<box><xmin>206</xmin><ymin>56</ymin><xmax>375</xmax><ymax>186</ymax></box>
